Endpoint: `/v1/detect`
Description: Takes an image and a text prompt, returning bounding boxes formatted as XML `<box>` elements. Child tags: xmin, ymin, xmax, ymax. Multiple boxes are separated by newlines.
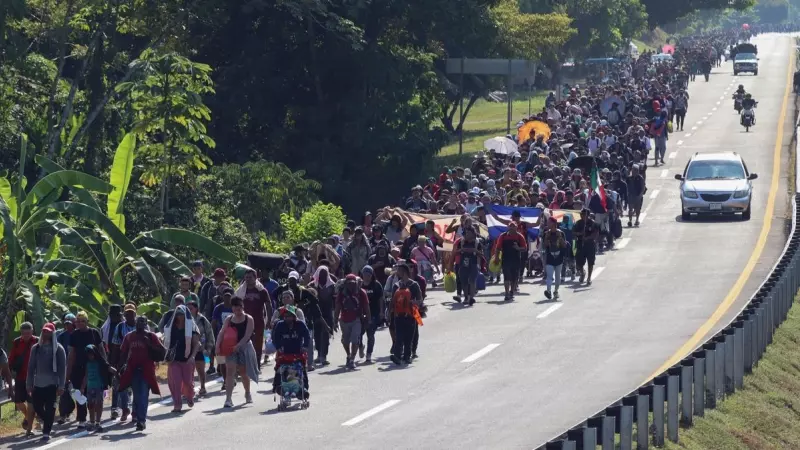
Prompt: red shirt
<box><xmin>243</xmin><ymin>287</ymin><xmax>271</xmax><ymax>328</ymax></box>
<box><xmin>9</xmin><ymin>336</ymin><xmax>39</xmax><ymax>381</ymax></box>
<box><xmin>335</xmin><ymin>289</ymin><xmax>369</xmax><ymax>323</ymax></box>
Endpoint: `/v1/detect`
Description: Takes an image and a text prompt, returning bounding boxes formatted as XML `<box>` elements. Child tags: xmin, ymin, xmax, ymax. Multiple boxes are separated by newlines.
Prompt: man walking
<box><xmin>26</xmin><ymin>323</ymin><xmax>66</xmax><ymax>442</ymax></box>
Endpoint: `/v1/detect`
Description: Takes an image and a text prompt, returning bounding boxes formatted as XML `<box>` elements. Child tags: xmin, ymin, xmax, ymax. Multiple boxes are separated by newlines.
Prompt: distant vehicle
<box><xmin>650</xmin><ymin>53</ymin><xmax>674</xmax><ymax>64</ymax></box>
<box><xmin>675</xmin><ymin>152</ymin><xmax>757</xmax><ymax>221</ymax></box>
<box><xmin>628</xmin><ymin>42</ymin><xmax>640</xmax><ymax>60</ymax></box>
<box><xmin>733</xmin><ymin>52</ymin><xmax>758</xmax><ymax>76</ymax></box>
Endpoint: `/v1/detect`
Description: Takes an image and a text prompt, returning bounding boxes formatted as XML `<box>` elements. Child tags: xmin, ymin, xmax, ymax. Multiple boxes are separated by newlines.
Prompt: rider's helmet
<box><xmin>738</xmin><ymin>84</ymin><xmax>744</xmax><ymax>90</ymax></box>
<box><xmin>745</xmin><ymin>93</ymin><xmax>752</xmax><ymax>99</ymax></box>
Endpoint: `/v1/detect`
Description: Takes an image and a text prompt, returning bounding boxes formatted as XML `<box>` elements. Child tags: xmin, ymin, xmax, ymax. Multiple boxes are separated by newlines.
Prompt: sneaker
<box><xmin>553</xmin><ymin>291</ymin><xmax>560</xmax><ymax>300</ymax></box>
<box><xmin>25</xmin><ymin>430</ymin><xmax>34</xmax><ymax>437</ymax></box>
<box><xmin>579</xmin><ymin>272</ymin><xmax>585</xmax><ymax>283</ymax></box>
<box><xmin>307</xmin><ymin>365</ymin><xmax>315</xmax><ymax>372</ymax></box>
<box><xmin>94</xmin><ymin>424</ymin><xmax>104</xmax><ymax>433</ymax></box>
<box><xmin>40</xmin><ymin>434</ymin><xmax>51</xmax><ymax>443</ymax></box>
<box><xmin>544</xmin><ymin>290</ymin><xmax>552</xmax><ymax>300</ymax></box>
<box><xmin>469</xmin><ymin>297</ymin><xmax>476</xmax><ymax>306</ymax></box>
<box><xmin>187</xmin><ymin>398</ymin><xmax>194</xmax><ymax>408</ymax></box>
<box><xmin>359</xmin><ymin>344</ymin><xmax>365</xmax><ymax>359</ymax></box>
<box><xmin>347</xmin><ymin>360</ymin><xmax>356</xmax><ymax>369</ymax></box>
<box><xmin>206</xmin><ymin>366</ymin><xmax>216</xmax><ymax>375</ymax></box>
<box><xmin>453</xmin><ymin>295</ymin><xmax>462</xmax><ymax>303</ymax></box>
<box><xmin>314</xmin><ymin>357</ymin><xmax>321</xmax><ymax>364</ymax></box>
<box><xmin>391</xmin><ymin>355</ymin><xmax>402</xmax><ymax>365</ymax></box>
<box><xmin>110</xmin><ymin>410</ymin><xmax>119</xmax><ymax>420</ymax></box>
<box><xmin>411</xmin><ymin>353</ymin><xmax>418</xmax><ymax>360</ymax></box>
<box><xmin>321</xmin><ymin>360</ymin><xmax>331</xmax><ymax>366</ymax></box>
<box><xmin>627</xmin><ymin>221</ymin><xmax>632</xmax><ymax>227</ymax></box>
<box><xmin>402</xmin><ymin>358</ymin><xmax>412</xmax><ymax>365</ymax></box>
<box><xmin>198</xmin><ymin>387</ymin><xmax>207</xmax><ymax>397</ymax></box>
<box><xmin>57</xmin><ymin>416</ymin><xmax>67</xmax><ymax>425</ymax></box>
<box><xmin>224</xmin><ymin>398</ymin><xmax>233</xmax><ymax>408</ymax></box>
<box><xmin>77</xmin><ymin>421</ymin><xmax>87</xmax><ymax>430</ymax></box>
<box><xmin>121</xmin><ymin>408</ymin><xmax>130</xmax><ymax>422</ymax></box>
<box><xmin>136</xmin><ymin>422</ymin><xmax>145</xmax><ymax>431</ymax></box>
<box><xmin>245</xmin><ymin>392</ymin><xmax>253</xmax><ymax>404</ymax></box>
<box><xmin>365</xmin><ymin>354</ymin><xmax>372</xmax><ymax>363</ymax></box>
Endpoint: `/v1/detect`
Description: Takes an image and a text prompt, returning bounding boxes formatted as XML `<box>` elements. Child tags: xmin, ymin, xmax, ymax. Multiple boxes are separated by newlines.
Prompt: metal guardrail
<box><xmin>535</xmin><ymin>124</ymin><xmax>800</xmax><ymax>448</ymax></box>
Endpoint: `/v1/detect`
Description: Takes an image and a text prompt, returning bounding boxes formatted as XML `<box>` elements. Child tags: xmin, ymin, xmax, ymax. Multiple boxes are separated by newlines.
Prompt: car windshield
<box><xmin>686</xmin><ymin>160</ymin><xmax>746</xmax><ymax>180</ymax></box>
<box><xmin>735</xmin><ymin>53</ymin><xmax>756</xmax><ymax>61</ymax></box>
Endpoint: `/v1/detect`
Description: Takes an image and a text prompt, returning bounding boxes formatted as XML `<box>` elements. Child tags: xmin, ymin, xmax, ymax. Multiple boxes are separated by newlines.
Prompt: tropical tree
<box><xmin>0</xmin><ymin>131</ymin><xmax>238</xmax><ymax>345</ymax></box>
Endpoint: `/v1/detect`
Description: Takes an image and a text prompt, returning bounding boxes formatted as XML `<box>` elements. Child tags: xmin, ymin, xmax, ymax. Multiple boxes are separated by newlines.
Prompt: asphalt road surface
<box><xmin>8</xmin><ymin>33</ymin><xmax>795</xmax><ymax>450</ymax></box>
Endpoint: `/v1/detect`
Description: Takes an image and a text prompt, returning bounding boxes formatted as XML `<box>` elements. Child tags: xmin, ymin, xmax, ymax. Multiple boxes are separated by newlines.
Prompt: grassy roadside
<box><xmin>664</xmin><ymin>296</ymin><xmax>800</xmax><ymax>450</ymax></box>
<box><xmin>438</xmin><ymin>91</ymin><xmax>547</xmax><ymax>156</ymax></box>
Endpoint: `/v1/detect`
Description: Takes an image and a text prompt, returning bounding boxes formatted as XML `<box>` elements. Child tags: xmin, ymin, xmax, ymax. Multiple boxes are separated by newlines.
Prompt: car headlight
<box><xmin>734</xmin><ymin>189</ymin><xmax>750</xmax><ymax>199</ymax></box>
<box><xmin>683</xmin><ymin>190</ymin><xmax>698</xmax><ymax>199</ymax></box>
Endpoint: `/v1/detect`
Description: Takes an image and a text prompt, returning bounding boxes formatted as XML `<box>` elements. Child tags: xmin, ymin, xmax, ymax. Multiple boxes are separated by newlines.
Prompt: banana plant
<box><xmin>39</xmin><ymin>133</ymin><xmax>238</xmax><ymax>313</ymax></box>
<box><xmin>0</xmin><ymin>134</ymin><xmax>116</xmax><ymax>343</ymax></box>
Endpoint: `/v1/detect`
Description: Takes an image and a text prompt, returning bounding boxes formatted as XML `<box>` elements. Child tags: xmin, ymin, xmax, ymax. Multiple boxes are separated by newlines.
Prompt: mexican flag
<box><xmin>590</xmin><ymin>166</ymin><xmax>607</xmax><ymax>210</ymax></box>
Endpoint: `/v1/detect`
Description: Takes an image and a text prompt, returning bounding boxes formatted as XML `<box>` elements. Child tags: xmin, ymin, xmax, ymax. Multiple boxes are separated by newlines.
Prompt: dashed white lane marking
<box><xmin>708</xmin><ymin>111</ymin><xmax>714</xmax><ymax>116</ymax></box>
<box><xmin>590</xmin><ymin>267</ymin><xmax>606</xmax><ymax>281</ymax></box>
<box><xmin>712</xmin><ymin>107</ymin><xmax>717</xmax><ymax>111</ymax></box>
<box><xmin>462</xmin><ymin>343</ymin><xmax>502</xmax><ymax>362</ymax></box>
<box><xmin>649</xmin><ymin>189</ymin><xmax>660</xmax><ymax>200</ymax></box>
<box><xmin>676</xmin><ymin>140</ymin><xmax>684</xmax><ymax>145</ymax></box>
<box><xmin>685</xmin><ymin>133</ymin><xmax>692</xmax><ymax>137</ymax></box>
<box><xmin>537</xmin><ymin>304</ymin><xmax>563</xmax><ymax>319</ymax></box>
<box><xmin>342</xmin><ymin>400</ymin><xmax>402</xmax><ymax>426</ymax></box>
<box><xmin>696</xmin><ymin>121</ymin><xmax>703</xmax><ymax>125</ymax></box>
<box><xmin>719</xmin><ymin>95</ymin><xmax>725</xmax><ymax>100</ymax></box>
<box><xmin>668</xmin><ymin>152</ymin><xmax>678</xmax><ymax>159</ymax></box>
<box><xmin>616</xmin><ymin>237</ymin><xmax>631</xmax><ymax>249</ymax></box>
<box><xmin>41</xmin><ymin>378</ymin><xmax>223</xmax><ymax>448</ymax></box>
<box><xmin>660</xmin><ymin>169</ymin><xmax>669</xmax><ymax>178</ymax></box>
<box><xmin>716</xmin><ymin>101</ymin><xmax>721</xmax><ymax>105</ymax></box>
<box><xmin>691</xmin><ymin>126</ymin><xmax>698</xmax><ymax>130</ymax></box>
<box><xmin>638</xmin><ymin>212</ymin><xmax>647</xmax><ymax>224</ymax></box>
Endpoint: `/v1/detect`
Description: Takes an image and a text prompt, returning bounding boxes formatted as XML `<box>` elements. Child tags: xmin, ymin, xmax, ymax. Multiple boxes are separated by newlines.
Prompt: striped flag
<box><xmin>591</xmin><ymin>165</ymin><xmax>607</xmax><ymax>210</ymax></box>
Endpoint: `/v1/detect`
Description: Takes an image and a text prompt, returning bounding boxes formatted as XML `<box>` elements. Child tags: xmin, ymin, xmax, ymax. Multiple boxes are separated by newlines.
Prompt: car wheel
<box><xmin>682</xmin><ymin>210</ymin><xmax>691</xmax><ymax>221</ymax></box>
<box><xmin>733</xmin><ymin>71</ymin><xmax>738</xmax><ymax>76</ymax></box>
<box><xmin>742</xmin><ymin>203</ymin><xmax>751</xmax><ymax>221</ymax></box>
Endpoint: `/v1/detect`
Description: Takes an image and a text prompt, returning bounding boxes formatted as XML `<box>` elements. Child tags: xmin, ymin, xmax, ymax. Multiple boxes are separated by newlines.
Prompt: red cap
<box><xmin>213</xmin><ymin>268</ymin><xmax>226</xmax><ymax>278</ymax></box>
<box><xmin>345</xmin><ymin>274</ymin><xmax>358</xmax><ymax>281</ymax></box>
<box><xmin>43</xmin><ymin>322</ymin><xmax>56</xmax><ymax>333</ymax></box>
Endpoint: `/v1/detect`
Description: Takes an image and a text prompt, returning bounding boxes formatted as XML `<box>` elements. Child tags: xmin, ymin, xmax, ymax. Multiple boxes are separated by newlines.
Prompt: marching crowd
<box><xmin>0</xmin><ymin>27</ymin><xmax>775</xmax><ymax>443</ymax></box>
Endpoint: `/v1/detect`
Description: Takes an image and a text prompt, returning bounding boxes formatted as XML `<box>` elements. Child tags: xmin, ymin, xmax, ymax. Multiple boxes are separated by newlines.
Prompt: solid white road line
<box><xmin>668</xmin><ymin>152</ymin><xmax>677</xmax><ymax>159</ymax></box>
<box><xmin>590</xmin><ymin>267</ymin><xmax>605</xmax><ymax>281</ymax></box>
<box><xmin>342</xmin><ymin>400</ymin><xmax>402</xmax><ymax>426</ymax></box>
<box><xmin>616</xmin><ymin>237</ymin><xmax>631</xmax><ymax>249</ymax></box>
<box><xmin>461</xmin><ymin>343</ymin><xmax>502</xmax><ymax>363</ymax></box>
<box><xmin>537</xmin><ymin>304</ymin><xmax>563</xmax><ymax>319</ymax></box>
<box><xmin>40</xmin><ymin>377</ymin><xmax>224</xmax><ymax>449</ymax></box>
<box><xmin>649</xmin><ymin>189</ymin><xmax>660</xmax><ymax>200</ymax></box>
<box><xmin>676</xmin><ymin>140</ymin><xmax>684</xmax><ymax>145</ymax></box>
<box><xmin>660</xmin><ymin>169</ymin><xmax>669</xmax><ymax>178</ymax></box>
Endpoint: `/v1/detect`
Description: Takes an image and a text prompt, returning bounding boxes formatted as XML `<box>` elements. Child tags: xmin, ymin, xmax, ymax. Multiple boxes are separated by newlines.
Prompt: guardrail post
<box><xmin>652</xmin><ymin>381</ymin><xmax>665</xmax><ymax>447</ymax></box>
<box><xmin>703</xmin><ymin>343</ymin><xmax>716</xmax><ymax>409</ymax></box>
<box><xmin>620</xmin><ymin>405</ymin><xmax>634</xmax><ymax>450</ymax></box>
<box><xmin>667</xmin><ymin>370</ymin><xmax>680</xmax><ymax>443</ymax></box>
<box><xmin>766</xmin><ymin>289</ymin><xmax>774</xmax><ymax>345</ymax></box>
<box><xmin>635</xmin><ymin>391</ymin><xmax>650</xmax><ymax>450</ymax></box>
<box><xmin>691</xmin><ymin>351</ymin><xmax>705</xmax><ymax>418</ymax></box>
<box><xmin>714</xmin><ymin>335</ymin><xmax>725</xmax><ymax>400</ymax></box>
<box><xmin>724</xmin><ymin>329</ymin><xmax>735</xmax><ymax>394</ymax></box>
<box><xmin>742</xmin><ymin>311</ymin><xmax>753</xmax><ymax>372</ymax></box>
<box><xmin>567</xmin><ymin>426</ymin><xmax>597</xmax><ymax>450</ymax></box>
<box><xmin>587</xmin><ymin>416</ymin><xmax>615</xmax><ymax>450</ymax></box>
<box><xmin>545</xmin><ymin>440</ymin><xmax>576</xmax><ymax>450</ymax></box>
<box><xmin>680</xmin><ymin>360</ymin><xmax>693</xmax><ymax>425</ymax></box>
<box><xmin>754</xmin><ymin>300</ymin><xmax>765</xmax><ymax>363</ymax></box>
<box><xmin>733</xmin><ymin>321</ymin><xmax>744</xmax><ymax>389</ymax></box>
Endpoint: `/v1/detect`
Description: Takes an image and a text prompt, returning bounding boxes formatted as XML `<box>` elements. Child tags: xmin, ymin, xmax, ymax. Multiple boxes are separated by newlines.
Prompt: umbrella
<box><xmin>661</xmin><ymin>44</ymin><xmax>675</xmax><ymax>54</ymax></box>
<box><xmin>517</xmin><ymin>119</ymin><xmax>551</xmax><ymax>143</ymax></box>
<box><xmin>599</xmin><ymin>95</ymin><xmax>626</xmax><ymax>116</ymax></box>
<box><xmin>483</xmin><ymin>137</ymin><xmax>518</xmax><ymax>155</ymax></box>
<box><xmin>742</xmin><ymin>23</ymin><xmax>750</xmax><ymax>30</ymax></box>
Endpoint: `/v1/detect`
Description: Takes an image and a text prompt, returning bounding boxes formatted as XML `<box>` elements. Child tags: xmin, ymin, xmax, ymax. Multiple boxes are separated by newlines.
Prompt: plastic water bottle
<box><xmin>204</xmin><ymin>355</ymin><xmax>211</xmax><ymax>365</ymax></box>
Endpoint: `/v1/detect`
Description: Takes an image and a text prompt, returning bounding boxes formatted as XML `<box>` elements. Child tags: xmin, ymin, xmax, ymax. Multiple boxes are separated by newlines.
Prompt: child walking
<box><xmin>82</xmin><ymin>345</ymin><xmax>114</xmax><ymax>431</ymax></box>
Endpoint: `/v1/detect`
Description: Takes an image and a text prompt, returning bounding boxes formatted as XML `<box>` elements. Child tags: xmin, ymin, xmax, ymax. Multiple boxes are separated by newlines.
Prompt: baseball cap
<box><xmin>42</xmin><ymin>323</ymin><xmax>56</xmax><ymax>333</ymax></box>
<box><xmin>192</xmin><ymin>260</ymin><xmax>204</xmax><ymax>268</ymax></box>
<box><xmin>124</xmin><ymin>303</ymin><xmax>137</xmax><ymax>313</ymax></box>
<box><xmin>213</xmin><ymin>268</ymin><xmax>227</xmax><ymax>278</ymax></box>
<box><xmin>288</xmin><ymin>271</ymin><xmax>300</xmax><ymax>280</ymax></box>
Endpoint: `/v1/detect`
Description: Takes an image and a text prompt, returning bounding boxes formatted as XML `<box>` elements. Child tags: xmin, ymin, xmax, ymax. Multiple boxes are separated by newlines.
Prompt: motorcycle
<box><xmin>733</xmin><ymin>95</ymin><xmax>743</xmax><ymax>113</ymax></box>
<box><xmin>741</xmin><ymin>109</ymin><xmax>755</xmax><ymax>132</ymax></box>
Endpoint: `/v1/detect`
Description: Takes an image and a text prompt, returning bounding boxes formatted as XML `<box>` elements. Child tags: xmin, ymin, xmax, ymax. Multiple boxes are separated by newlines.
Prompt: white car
<box><xmin>675</xmin><ymin>152</ymin><xmax>758</xmax><ymax>221</ymax></box>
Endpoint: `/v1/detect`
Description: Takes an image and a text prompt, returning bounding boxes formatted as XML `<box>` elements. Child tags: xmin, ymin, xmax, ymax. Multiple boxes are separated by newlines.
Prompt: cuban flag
<box><xmin>486</xmin><ymin>205</ymin><xmax>543</xmax><ymax>240</ymax></box>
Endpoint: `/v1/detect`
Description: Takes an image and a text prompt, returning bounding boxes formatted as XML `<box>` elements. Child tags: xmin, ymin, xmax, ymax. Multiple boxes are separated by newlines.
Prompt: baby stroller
<box><xmin>527</xmin><ymin>238</ymin><xmax>544</xmax><ymax>278</ymax></box>
<box><xmin>274</xmin><ymin>353</ymin><xmax>309</xmax><ymax>410</ymax></box>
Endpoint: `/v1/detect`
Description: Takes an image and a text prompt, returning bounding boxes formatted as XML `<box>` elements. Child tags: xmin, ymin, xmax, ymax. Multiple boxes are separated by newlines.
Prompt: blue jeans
<box><xmin>113</xmin><ymin>387</ymin><xmax>130</xmax><ymax>412</ymax></box>
<box><xmin>365</xmin><ymin>317</ymin><xmax>381</xmax><ymax>355</ymax></box>
<box><xmin>131</xmin><ymin>368</ymin><xmax>150</xmax><ymax>424</ymax></box>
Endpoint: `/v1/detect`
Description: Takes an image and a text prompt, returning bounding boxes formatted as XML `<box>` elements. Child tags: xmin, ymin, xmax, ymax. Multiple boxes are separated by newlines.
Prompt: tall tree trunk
<box><xmin>84</xmin><ymin>34</ymin><xmax>106</xmax><ymax>176</ymax></box>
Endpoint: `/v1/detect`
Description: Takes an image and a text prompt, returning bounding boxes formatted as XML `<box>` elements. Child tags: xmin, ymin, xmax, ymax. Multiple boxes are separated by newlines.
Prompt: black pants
<box><xmin>675</xmin><ymin>109</ymin><xmax>686</xmax><ymax>130</ymax></box>
<box><xmin>455</xmin><ymin>269</ymin><xmax>462</xmax><ymax>296</ymax></box>
<box><xmin>32</xmin><ymin>385</ymin><xmax>58</xmax><ymax>435</ymax></box>
<box><xmin>314</xmin><ymin>326</ymin><xmax>330</xmax><ymax>360</ymax></box>
<box><xmin>71</xmin><ymin>368</ymin><xmax>88</xmax><ymax>422</ymax></box>
<box><xmin>394</xmin><ymin>316</ymin><xmax>416</xmax><ymax>360</ymax></box>
<box><xmin>412</xmin><ymin>322</ymin><xmax>419</xmax><ymax>355</ymax></box>
<box><xmin>59</xmin><ymin>387</ymin><xmax>74</xmax><ymax>418</ymax></box>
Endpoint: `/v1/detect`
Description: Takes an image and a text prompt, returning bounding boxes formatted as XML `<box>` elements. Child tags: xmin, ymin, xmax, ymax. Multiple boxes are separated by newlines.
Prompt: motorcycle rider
<box><xmin>735</xmin><ymin>84</ymin><xmax>746</xmax><ymax>96</ymax></box>
<box><xmin>741</xmin><ymin>93</ymin><xmax>758</xmax><ymax>125</ymax></box>
<box><xmin>732</xmin><ymin>85</ymin><xmax>745</xmax><ymax>112</ymax></box>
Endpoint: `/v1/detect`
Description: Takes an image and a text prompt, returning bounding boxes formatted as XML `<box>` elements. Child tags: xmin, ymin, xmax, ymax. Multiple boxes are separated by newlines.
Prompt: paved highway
<box><xmin>10</xmin><ymin>33</ymin><xmax>795</xmax><ymax>450</ymax></box>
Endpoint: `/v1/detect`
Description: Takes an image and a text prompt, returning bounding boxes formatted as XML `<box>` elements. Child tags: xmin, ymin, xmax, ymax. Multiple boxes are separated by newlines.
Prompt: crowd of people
<box><xmin>0</xmin><ymin>25</ymin><xmax>791</xmax><ymax>442</ymax></box>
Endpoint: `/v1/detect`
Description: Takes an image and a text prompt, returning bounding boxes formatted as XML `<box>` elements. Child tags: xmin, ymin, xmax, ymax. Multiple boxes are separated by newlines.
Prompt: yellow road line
<box><xmin>645</xmin><ymin>38</ymin><xmax>795</xmax><ymax>382</ymax></box>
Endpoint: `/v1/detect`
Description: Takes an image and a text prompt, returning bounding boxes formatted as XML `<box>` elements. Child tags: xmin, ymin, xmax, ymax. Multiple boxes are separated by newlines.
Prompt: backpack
<box><xmin>341</xmin><ymin>292</ymin><xmax>360</xmax><ymax>314</ymax></box>
<box><xmin>392</xmin><ymin>288</ymin><xmax>415</xmax><ymax>316</ymax></box>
